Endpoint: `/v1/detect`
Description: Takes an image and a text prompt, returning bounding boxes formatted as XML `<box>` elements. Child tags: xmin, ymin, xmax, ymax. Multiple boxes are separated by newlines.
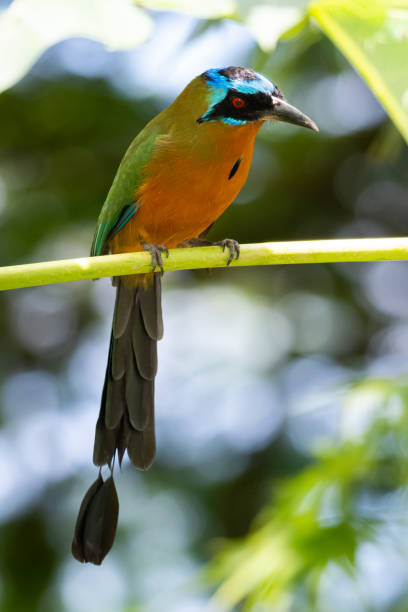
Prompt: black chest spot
<box><xmin>228</xmin><ymin>157</ymin><xmax>242</xmax><ymax>180</ymax></box>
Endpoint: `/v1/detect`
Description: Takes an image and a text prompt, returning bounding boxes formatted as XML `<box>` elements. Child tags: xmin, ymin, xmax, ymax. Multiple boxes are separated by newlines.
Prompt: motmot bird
<box><xmin>73</xmin><ymin>67</ymin><xmax>317</xmax><ymax>564</ymax></box>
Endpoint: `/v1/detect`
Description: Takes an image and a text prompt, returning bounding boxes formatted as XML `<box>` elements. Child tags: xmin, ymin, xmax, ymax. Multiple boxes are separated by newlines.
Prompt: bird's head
<box><xmin>196</xmin><ymin>66</ymin><xmax>318</xmax><ymax>132</ymax></box>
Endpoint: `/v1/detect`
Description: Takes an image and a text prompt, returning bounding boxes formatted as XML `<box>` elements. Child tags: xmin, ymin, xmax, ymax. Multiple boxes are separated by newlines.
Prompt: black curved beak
<box><xmin>263</xmin><ymin>96</ymin><xmax>319</xmax><ymax>132</ymax></box>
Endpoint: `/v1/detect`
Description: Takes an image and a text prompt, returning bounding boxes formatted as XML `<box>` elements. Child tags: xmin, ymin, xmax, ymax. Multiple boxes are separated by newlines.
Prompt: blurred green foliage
<box><xmin>1</xmin><ymin>1</ymin><xmax>407</xmax><ymax>141</ymax></box>
<box><xmin>310</xmin><ymin>0</ymin><xmax>408</xmax><ymax>143</ymax></box>
<box><xmin>209</xmin><ymin>377</ymin><xmax>408</xmax><ymax>610</ymax></box>
<box><xmin>0</xmin><ymin>0</ymin><xmax>152</xmax><ymax>91</ymax></box>
<box><xmin>0</xmin><ymin>2</ymin><xmax>408</xmax><ymax>612</ymax></box>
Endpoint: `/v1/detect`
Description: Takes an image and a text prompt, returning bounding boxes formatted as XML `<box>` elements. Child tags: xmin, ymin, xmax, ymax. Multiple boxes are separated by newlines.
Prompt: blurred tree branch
<box><xmin>1</xmin><ymin>237</ymin><xmax>408</xmax><ymax>291</ymax></box>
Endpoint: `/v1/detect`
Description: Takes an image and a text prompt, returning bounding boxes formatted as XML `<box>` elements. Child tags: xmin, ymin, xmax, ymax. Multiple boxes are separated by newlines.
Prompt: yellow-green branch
<box><xmin>1</xmin><ymin>237</ymin><xmax>408</xmax><ymax>291</ymax></box>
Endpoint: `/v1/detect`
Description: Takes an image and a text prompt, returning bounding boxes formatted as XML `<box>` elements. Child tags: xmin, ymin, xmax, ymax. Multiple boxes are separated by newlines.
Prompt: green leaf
<box><xmin>309</xmin><ymin>0</ymin><xmax>408</xmax><ymax>143</ymax></box>
<box><xmin>236</xmin><ymin>1</ymin><xmax>310</xmax><ymax>51</ymax></box>
<box><xmin>207</xmin><ymin>372</ymin><xmax>408</xmax><ymax>610</ymax></box>
<box><xmin>0</xmin><ymin>0</ymin><xmax>152</xmax><ymax>93</ymax></box>
<box><xmin>245</xmin><ymin>5</ymin><xmax>306</xmax><ymax>50</ymax></box>
<box><xmin>138</xmin><ymin>0</ymin><xmax>310</xmax><ymax>49</ymax></box>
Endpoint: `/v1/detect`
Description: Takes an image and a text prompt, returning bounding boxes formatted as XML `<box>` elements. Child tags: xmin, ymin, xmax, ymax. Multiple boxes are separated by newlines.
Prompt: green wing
<box><xmin>91</xmin><ymin>121</ymin><xmax>160</xmax><ymax>256</ymax></box>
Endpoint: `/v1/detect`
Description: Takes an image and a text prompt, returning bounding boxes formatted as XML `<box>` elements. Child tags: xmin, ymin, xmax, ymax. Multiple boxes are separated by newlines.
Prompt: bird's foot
<box><xmin>141</xmin><ymin>242</ymin><xmax>169</xmax><ymax>274</ymax></box>
<box><xmin>178</xmin><ymin>237</ymin><xmax>240</xmax><ymax>266</ymax></box>
<box><xmin>213</xmin><ymin>239</ymin><xmax>240</xmax><ymax>266</ymax></box>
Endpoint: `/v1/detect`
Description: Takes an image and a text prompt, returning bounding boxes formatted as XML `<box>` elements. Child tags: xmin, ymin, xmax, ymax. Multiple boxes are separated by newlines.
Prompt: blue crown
<box><xmin>203</xmin><ymin>67</ymin><xmax>277</xmax><ymax>96</ymax></box>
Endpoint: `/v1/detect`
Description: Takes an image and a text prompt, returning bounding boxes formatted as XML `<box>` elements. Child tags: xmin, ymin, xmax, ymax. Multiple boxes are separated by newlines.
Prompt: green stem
<box><xmin>1</xmin><ymin>237</ymin><xmax>408</xmax><ymax>291</ymax></box>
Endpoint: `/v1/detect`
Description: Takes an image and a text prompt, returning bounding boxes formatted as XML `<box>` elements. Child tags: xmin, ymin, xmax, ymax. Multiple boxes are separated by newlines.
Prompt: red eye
<box><xmin>232</xmin><ymin>97</ymin><xmax>245</xmax><ymax>109</ymax></box>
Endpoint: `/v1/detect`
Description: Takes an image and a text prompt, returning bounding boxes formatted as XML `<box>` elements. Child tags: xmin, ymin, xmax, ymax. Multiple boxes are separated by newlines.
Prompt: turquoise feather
<box><xmin>91</xmin><ymin>123</ymin><xmax>160</xmax><ymax>256</ymax></box>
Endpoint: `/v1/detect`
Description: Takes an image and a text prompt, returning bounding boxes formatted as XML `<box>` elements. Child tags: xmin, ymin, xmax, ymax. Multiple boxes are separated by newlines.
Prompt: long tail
<box><xmin>93</xmin><ymin>273</ymin><xmax>163</xmax><ymax>470</ymax></box>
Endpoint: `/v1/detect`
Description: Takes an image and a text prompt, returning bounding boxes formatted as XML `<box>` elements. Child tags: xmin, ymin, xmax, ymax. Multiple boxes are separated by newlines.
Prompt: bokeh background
<box><xmin>1</xmin><ymin>1</ymin><xmax>408</xmax><ymax>611</ymax></box>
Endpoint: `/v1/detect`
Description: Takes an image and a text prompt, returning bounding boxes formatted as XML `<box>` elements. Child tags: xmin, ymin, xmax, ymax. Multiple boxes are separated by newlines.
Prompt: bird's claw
<box><xmin>176</xmin><ymin>237</ymin><xmax>240</xmax><ymax>267</ymax></box>
<box><xmin>141</xmin><ymin>242</ymin><xmax>169</xmax><ymax>274</ymax></box>
<box><xmin>214</xmin><ymin>239</ymin><xmax>240</xmax><ymax>266</ymax></box>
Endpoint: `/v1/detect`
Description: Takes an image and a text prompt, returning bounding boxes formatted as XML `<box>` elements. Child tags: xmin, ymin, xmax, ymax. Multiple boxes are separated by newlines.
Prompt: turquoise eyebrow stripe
<box><xmin>205</xmin><ymin>68</ymin><xmax>276</xmax><ymax>95</ymax></box>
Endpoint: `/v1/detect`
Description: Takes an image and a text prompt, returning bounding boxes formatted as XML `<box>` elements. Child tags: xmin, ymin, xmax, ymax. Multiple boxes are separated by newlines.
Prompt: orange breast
<box><xmin>111</xmin><ymin>120</ymin><xmax>261</xmax><ymax>253</ymax></box>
